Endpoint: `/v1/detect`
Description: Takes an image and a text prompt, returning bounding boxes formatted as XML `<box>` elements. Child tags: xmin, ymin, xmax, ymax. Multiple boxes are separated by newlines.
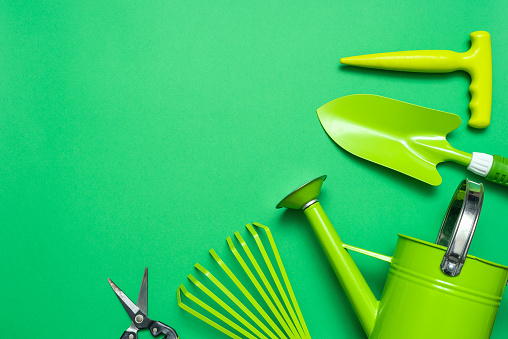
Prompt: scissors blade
<box><xmin>126</xmin><ymin>322</ymin><xmax>139</xmax><ymax>333</ymax></box>
<box><xmin>137</xmin><ymin>267</ymin><xmax>148</xmax><ymax>315</ymax></box>
<box><xmin>108</xmin><ymin>277</ymin><xmax>141</xmax><ymax>321</ymax></box>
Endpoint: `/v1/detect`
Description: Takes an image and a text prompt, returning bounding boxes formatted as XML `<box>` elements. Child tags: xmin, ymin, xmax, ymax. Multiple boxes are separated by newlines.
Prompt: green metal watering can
<box><xmin>277</xmin><ymin>176</ymin><xmax>508</xmax><ymax>339</ymax></box>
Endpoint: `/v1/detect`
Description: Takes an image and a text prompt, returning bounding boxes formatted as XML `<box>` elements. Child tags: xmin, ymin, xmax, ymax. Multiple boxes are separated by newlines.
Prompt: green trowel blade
<box><xmin>317</xmin><ymin>94</ymin><xmax>463</xmax><ymax>186</ymax></box>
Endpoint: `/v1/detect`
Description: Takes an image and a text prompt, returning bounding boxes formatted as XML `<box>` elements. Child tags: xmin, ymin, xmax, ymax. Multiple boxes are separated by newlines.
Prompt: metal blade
<box><xmin>108</xmin><ymin>277</ymin><xmax>140</xmax><ymax>321</ymax></box>
<box><xmin>137</xmin><ymin>267</ymin><xmax>148</xmax><ymax>314</ymax></box>
<box><xmin>126</xmin><ymin>323</ymin><xmax>139</xmax><ymax>334</ymax></box>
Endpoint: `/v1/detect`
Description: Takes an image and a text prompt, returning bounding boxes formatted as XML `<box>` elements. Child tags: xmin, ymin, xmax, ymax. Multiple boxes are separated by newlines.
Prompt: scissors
<box><xmin>108</xmin><ymin>267</ymin><xmax>179</xmax><ymax>339</ymax></box>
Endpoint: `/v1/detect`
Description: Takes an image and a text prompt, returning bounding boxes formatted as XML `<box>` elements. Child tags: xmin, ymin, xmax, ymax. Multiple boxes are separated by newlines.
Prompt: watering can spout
<box><xmin>277</xmin><ymin>176</ymin><xmax>379</xmax><ymax>336</ymax></box>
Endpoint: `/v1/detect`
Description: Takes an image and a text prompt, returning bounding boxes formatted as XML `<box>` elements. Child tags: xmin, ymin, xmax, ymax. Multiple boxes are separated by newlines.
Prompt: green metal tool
<box><xmin>317</xmin><ymin>94</ymin><xmax>508</xmax><ymax>187</ymax></box>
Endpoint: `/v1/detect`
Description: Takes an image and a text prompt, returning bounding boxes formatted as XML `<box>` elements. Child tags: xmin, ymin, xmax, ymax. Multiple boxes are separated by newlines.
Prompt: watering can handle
<box><xmin>342</xmin><ymin>244</ymin><xmax>392</xmax><ymax>263</ymax></box>
<box><xmin>436</xmin><ymin>179</ymin><xmax>483</xmax><ymax>277</ymax></box>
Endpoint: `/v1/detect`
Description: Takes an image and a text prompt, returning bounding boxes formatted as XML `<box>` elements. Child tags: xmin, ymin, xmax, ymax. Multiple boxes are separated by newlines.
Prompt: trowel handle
<box><xmin>486</xmin><ymin>155</ymin><xmax>508</xmax><ymax>187</ymax></box>
<box><xmin>468</xmin><ymin>153</ymin><xmax>508</xmax><ymax>187</ymax></box>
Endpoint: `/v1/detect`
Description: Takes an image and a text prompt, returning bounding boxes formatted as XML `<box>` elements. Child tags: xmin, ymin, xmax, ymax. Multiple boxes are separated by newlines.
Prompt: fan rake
<box><xmin>177</xmin><ymin>222</ymin><xmax>311</xmax><ymax>339</ymax></box>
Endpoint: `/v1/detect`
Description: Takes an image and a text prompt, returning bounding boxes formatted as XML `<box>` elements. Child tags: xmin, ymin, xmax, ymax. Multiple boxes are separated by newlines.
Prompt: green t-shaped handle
<box><xmin>340</xmin><ymin>31</ymin><xmax>492</xmax><ymax>129</ymax></box>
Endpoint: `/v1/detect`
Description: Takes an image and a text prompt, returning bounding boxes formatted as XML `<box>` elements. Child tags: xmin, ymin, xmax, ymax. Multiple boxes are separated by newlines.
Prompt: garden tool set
<box><xmin>108</xmin><ymin>30</ymin><xmax>508</xmax><ymax>338</ymax></box>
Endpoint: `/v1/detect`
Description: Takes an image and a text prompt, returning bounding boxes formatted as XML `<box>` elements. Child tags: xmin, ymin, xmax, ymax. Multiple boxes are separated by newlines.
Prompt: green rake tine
<box><xmin>186</xmin><ymin>274</ymin><xmax>266</xmax><ymax>339</ymax></box>
<box><xmin>226</xmin><ymin>237</ymin><xmax>294</xmax><ymax>339</ymax></box>
<box><xmin>235</xmin><ymin>232</ymin><xmax>300</xmax><ymax>339</ymax></box>
<box><xmin>246</xmin><ymin>224</ymin><xmax>307</xmax><ymax>339</ymax></box>
<box><xmin>177</xmin><ymin>284</ymin><xmax>244</xmax><ymax>339</ymax></box>
<box><xmin>208</xmin><ymin>249</ymin><xmax>284</xmax><ymax>339</ymax></box>
<box><xmin>194</xmin><ymin>263</ymin><xmax>279</xmax><ymax>339</ymax></box>
<box><xmin>253</xmin><ymin>223</ymin><xmax>311</xmax><ymax>339</ymax></box>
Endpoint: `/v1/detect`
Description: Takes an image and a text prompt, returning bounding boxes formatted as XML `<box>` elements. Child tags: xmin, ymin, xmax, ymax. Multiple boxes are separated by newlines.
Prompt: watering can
<box><xmin>277</xmin><ymin>176</ymin><xmax>508</xmax><ymax>339</ymax></box>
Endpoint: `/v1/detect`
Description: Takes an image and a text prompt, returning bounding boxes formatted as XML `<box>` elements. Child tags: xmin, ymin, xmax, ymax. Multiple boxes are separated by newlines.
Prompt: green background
<box><xmin>1</xmin><ymin>1</ymin><xmax>507</xmax><ymax>338</ymax></box>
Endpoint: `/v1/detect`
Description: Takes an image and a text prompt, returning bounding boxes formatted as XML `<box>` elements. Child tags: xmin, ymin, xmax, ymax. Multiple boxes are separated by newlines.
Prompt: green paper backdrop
<box><xmin>1</xmin><ymin>1</ymin><xmax>507</xmax><ymax>338</ymax></box>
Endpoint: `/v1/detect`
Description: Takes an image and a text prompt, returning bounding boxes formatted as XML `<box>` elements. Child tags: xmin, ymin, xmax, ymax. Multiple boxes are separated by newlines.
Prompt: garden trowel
<box><xmin>317</xmin><ymin>94</ymin><xmax>508</xmax><ymax>187</ymax></box>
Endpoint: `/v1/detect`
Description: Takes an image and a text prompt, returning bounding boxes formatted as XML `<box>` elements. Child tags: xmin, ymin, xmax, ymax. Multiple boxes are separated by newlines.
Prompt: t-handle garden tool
<box><xmin>277</xmin><ymin>176</ymin><xmax>508</xmax><ymax>339</ymax></box>
<box><xmin>340</xmin><ymin>31</ymin><xmax>492</xmax><ymax>128</ymax></box>
<box><xmin>317</xmin><ymin>94</ymin><xmax>508</xmax><ymax>187</ymax></box>
<box><xmin>108</xmin><ymin>267</ymin><xmax>179</xmax><ymax>339</ymax></box>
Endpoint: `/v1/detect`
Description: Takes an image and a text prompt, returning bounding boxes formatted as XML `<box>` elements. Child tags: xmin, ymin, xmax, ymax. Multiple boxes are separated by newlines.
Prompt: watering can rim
<box><xmin>397</xmin><ymin>234</ymin><xmax>508</xmax><ymax>270</ymax></box>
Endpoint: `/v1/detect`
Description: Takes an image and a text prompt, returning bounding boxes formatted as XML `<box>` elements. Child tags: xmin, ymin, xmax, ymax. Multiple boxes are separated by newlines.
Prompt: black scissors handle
<box><xmin>149</xmin><ymin>321</ymin><xmax>178</xmax><ymax>339</ymax></box>
<box><xmin>120</xmin><ymin>331</ymin><xmax>137</xmax><ymax>339</ymax></box>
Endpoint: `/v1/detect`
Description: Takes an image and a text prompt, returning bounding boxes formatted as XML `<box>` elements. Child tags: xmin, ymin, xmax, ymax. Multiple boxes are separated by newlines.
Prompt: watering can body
<box><xmin>372</xmin><ymin>234</ymin><xmax>507</xmax><ymax>339</ymax></box>
<box><xmin>304</xmin><ymin>202</ymin><xmax>508</xmax><ymax>339</ymax></box>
